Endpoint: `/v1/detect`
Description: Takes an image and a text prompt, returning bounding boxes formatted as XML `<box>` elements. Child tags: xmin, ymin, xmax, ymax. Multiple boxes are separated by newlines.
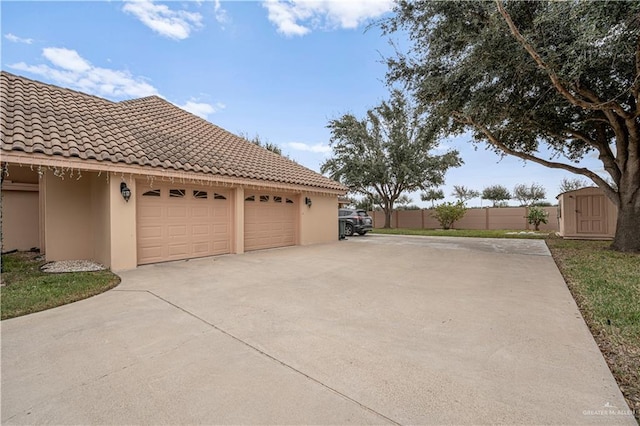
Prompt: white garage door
<box><xmin>137</xmin><ymin>183</ymin><xmax>230</xmax><ymax>265</ymax></box>
<box><xmin>244</xmin><ymin>193</ymin><xmax>296</xmax><ymax>251</ymax></box>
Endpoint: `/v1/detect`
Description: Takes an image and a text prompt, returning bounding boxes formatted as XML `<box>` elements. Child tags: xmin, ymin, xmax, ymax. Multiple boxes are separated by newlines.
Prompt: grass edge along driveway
<box><xmin>1</xmin><ymin>252</ymin><xmax>120</xmax><ymax>320</ymax></box>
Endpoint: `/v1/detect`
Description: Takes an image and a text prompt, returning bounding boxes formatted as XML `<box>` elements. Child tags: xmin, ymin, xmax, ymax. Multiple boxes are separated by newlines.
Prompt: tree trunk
<box><xmin>611</xmin><ymin>199</ymin><xmax>640</xmax><ymax>252</ymax></box>
<box><xmin>383</xmin><ymin>208</ymin><xmax>392</xmax><ymax>228</ymax></box>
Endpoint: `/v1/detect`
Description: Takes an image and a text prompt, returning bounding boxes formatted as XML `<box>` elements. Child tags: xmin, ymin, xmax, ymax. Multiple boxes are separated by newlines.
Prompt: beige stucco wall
<box><xmin>299</xmin><ymin>193</ymin><xmax>338</xmax><ymax>245</ymax></box>
<box><xmin>232</xmin><ymin>186</ymin><xmax>244</xmax><ymax>254</ymax></box>
<box><xmin>1</xmin><ymin>186</ymin><xmax>40</xmax><ymax>251</ymax></box>
<box><xmin>39</xmin><ymin>171</ymin><xmax>137</xmax><ymax>270</ymax></box>
<box><xmin>109</xmin><ymin>177</ymin><xmax>137</xmax><ymax>271</ymax></box>
<box><xmin>1</xmin><ymin>166</ymin><xmax>40</xmax><ymax>251</ymax></box>
<box><xmin>557</xmin><ymin>187</ymin><xmax>617</xmax><ymax>239</ymax></box>
<box><xmin>91</xmin><ymin>174</ymin><xmax>111</xmax><ymax>267</ymax></box>
<box><xmin>43</xmin><ymin>171</ymin><xmax>94</xmax><ymax>261</ymax></box>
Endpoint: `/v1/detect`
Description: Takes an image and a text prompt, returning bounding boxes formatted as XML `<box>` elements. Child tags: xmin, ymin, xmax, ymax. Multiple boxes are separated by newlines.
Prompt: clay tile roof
<box><xmin>1</xmin><ymin>71</ymin><xmax>346</xmax><ymax>192</ymax></box>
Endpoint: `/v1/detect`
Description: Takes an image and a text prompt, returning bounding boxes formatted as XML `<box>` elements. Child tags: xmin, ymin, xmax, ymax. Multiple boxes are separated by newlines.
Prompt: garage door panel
<box><xmin>192</xmin><ymin>206</ymin><xmax>209</xmax><ymax>218</ymax></box>
<box><xmin>167</xmin><ymin>206</ymin><xmax>187</xmax><ymax>218</ymax></box>
<box><xmin>244</xmin><ymin>194</ymin><xmax>296</xmax><ymax>251</ymax></box>
<box><xmin>168</xmin><ymin>243</ymin><xmax>189</xmax><ymax>257</ymax></box>
<box><xmin>192</xmin><ymin>224</ymin><xmax>210</xmax><ymax>236</ymax></box>
<box><xmin>137</xmin><ymin>182</ymin><xmax>231</xmax><ymax>265</ymax></box>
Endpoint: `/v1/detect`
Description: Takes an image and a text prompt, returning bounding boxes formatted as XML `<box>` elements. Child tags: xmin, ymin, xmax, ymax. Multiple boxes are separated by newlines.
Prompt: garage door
<box><xmin>137</xmin><ymin>183</ymin><xmax>230</xmax><ymax>265</ymax></box>
<box><xmin>244</xmin><ymin>193</ymin><xmax>296</xmax><ymax>251</ymax></box>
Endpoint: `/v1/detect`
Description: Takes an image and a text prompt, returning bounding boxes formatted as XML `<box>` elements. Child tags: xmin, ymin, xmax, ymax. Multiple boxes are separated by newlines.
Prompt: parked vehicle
<box><xmin>338</xmin><ymin>208</ymin><xmax>373</xmax><ymax>236</ymax></box>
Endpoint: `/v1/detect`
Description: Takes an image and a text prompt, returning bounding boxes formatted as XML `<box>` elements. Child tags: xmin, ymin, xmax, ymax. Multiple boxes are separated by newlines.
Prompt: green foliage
<box><xmin>482</xmin><ymin>185</ymin><xmax>511</xmax><ymax>207</ymax></box>
<box><xmin>321</xmin><ymin>90</ymin><xmax>462</xmax><ymax>227</ymax></box>
<box><xmin>559</xmin><ymin>177</ymin><xmax>589</xmax><ymax>193</ymax></box>
<box><xmin>421</xmin><ymin>188</ymin><xmax>445</xmax><ymax>207</ymax></box>
<box><xmin>514</xmin><ymin>183</ymin><xmax>546</xmax><ymax>206</ymax></box>
<box><xmin>382</xmin><ymin>1</ymin><xmax>640</xmax><ymax>250</ymax></box>
<box><xmin>527</xmin><ymin>206</ymin><xmax>549</xmax><ymax>231</ymax></box>
<box><xmin>451</xmin><ymin>185</ymin><xmax>480</xmax><ymax>205</ymax></box>
<box><xmin>239</xmin><ymin>132</ymin><xmax>282</xmax><ymax>155</ymax></box>
<box><xmin>432</xmin><ymin>202</ymin><xmax>467</xmax><ymax>230</ymax></box>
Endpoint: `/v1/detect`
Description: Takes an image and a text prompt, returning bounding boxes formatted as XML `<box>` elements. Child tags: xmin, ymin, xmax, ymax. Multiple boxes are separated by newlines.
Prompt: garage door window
<box><xmin>274</xmin><ymin>196</ymin><xmax>282</xmax><ymax>203</ymax></box>
<box><xmin>260</xmin><ymin>195</ymin><xmax>269</xmax><ymax>202</ymax></box>
<box><xmin>245</xmin><ymin>195</ymin><xmax>255</xmax><ymax>202</ymax></box>
<box><xmin>143</xmin><ymin>189</ymin><xmax>161</xmax><ymax>197</ymax></box>
<box><xmin>170</xmin><ymin>189</ymin><xmax>185</xmax><ymax>198</ymax></box>
<box><xmin>286</xmin><ymin>198</ymin><xmax>294</xmax><ymax>204</ymax></box>
<box><xmin>193</xmin><ymin>190</ymin><xmax>207</xmax><ymax>199</ymax></box>
<box><xmin>214</xmin><ymin>193</ymin><xmax>227</xmax><ymax>200</ymax></box>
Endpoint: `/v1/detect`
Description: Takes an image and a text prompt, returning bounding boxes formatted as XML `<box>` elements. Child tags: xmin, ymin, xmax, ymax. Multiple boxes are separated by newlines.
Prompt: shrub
<box><xmin>527</xmin><ymin>206</ymin><xmax>549</xmax><ymax>231</ymax></box>
<box><xmin>432</xmin><ymin>202</ymin><xmax>467</xmax><ymax>229</ymax></box>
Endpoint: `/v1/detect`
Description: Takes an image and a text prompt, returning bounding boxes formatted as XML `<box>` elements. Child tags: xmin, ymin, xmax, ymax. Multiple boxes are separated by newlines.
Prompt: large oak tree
<box><xmin>321</xmin><ymin>90</ymin><xmax>461</xmax><ymax>228</ymax></box>
<box><xmin>383</xmin><ymin>1</ymin><xmax>640</xmax><ymax>251</ymax></box>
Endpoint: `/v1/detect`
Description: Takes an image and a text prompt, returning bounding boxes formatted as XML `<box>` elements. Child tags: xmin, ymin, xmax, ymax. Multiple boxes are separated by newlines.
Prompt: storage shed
<box><xmin>557</xmin><ymin>187</ymin><xmax>617</xmax><ymax>240</ymax></box>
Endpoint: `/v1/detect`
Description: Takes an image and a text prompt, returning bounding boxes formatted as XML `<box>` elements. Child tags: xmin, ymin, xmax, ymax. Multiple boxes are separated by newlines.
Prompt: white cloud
<box><xmin>122</xmin><ymin>0</ymin><xmax>202</xmax><ymax>40</ymax></box>
<box><xmin>43</xmin><ymin>47</ymin><xmax>91</xmax><ymax>72</ymax></box>
<box><xmin>178</xmin><ymin>100</ymin><xmax>225</xmax><ymax>120</ymax></box>
<box><xmin>213</xmin><ymin>0</ymin><xmax>229</xmax><ymax>25</ymax></box>
<box><xmin>263</xmin><ymin>0</ymin><xmax>393</xmax><ymax>37</ymax></box>
<box><xmin>4</xmin><ymin>33</ymin><xmax>33</xmax><ymax>44</ymax></box>
<box><xmin>288</xmin><ymin>142</ymin><xmax>332</xmax><ymax>153</ymax></box>
<box><xmin>9</xmin><ymin>47</ymin><xmax>159</xmax><ymax>99</ymax></box>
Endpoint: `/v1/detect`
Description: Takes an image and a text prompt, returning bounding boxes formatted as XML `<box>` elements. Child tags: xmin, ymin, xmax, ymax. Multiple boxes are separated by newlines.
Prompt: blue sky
<box><xmin>1</xmin><ymin>0</ymin><xmax>601</xmax><ymax>207</ymax></box>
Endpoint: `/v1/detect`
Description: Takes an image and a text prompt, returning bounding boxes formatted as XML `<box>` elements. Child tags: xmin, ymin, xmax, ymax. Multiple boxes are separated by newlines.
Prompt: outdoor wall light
<box><xmin>305</xmin><ymin>197</ymin><xmax>312</xmax><ymax>208</ymax></box>
<box><xmin>120</xmin><ymin>182</ymin><xmax>132</xmax><ymax>202</ymax></box>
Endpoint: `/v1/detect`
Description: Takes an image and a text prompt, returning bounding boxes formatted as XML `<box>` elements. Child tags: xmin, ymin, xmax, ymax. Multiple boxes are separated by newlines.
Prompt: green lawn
<box><xmin>372</xmin><ymin>227</ymin><xmax>550</xmax><ymax>239</ymax></box>
<box><xmin>1</xmin><ymin>252</ymin><xmax>120</xmax><ymax>320</ymax></box>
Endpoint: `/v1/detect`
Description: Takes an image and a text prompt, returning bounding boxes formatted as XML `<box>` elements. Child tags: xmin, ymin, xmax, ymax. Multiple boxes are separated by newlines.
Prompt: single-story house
<box><xmin>1</xmin><ymin>72</ymin><xmax>346</xmax><ymax>271</ymax></box>
<box><xmin>556</xmin><ymin>187</ymin><xmax>617</xmax><ymax>240</ymax></box>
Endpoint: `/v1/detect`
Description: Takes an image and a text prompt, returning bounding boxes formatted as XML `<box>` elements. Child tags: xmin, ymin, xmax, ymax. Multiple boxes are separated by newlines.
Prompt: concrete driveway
<box><xmin>1</xmin><ymin>234</ymin><xmax>635</xmax><ymax>425</ymax></box>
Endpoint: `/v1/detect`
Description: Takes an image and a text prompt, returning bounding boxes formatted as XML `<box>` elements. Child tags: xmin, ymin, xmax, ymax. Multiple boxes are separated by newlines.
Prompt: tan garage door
<box><xmin>137</xmin><ymin>183</ymin><xmax>230</xmax><ymax>265</ymax></box>
<box><xmin>244</xmin><ymin>193</ymin><xmax>296</xmax><ymax>251</ymax></box>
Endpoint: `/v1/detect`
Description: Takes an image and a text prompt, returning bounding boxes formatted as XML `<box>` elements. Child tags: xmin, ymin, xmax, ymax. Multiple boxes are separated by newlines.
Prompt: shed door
<box><xmin>576</xmin><ymin>195</ymin><xmax>606</xmax><ymax>234</ymax></box>
<box><xmin>137</xmin><ymin>183</ymin><xmax>230</xmax><ymax>265</ymax></box>
<box><xmin>244</xmin><ymin>193</ymin><xmax>296</xmax><ymax>251</ymax></box>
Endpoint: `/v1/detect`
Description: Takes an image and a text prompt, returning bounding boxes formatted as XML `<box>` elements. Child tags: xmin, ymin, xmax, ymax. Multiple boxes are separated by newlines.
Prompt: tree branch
<box><xmin>455</xmin><ymin>113</ymin><xmax>619</xmax><ymax>204</ymax></box>
<box><xmin>495</xmin><ymin>0</ymin><xmax>630</xmax><ymax>119</ymax></box>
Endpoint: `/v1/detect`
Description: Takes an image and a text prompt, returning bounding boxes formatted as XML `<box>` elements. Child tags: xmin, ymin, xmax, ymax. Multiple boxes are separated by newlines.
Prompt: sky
<box><xmin>1</xmin><ymin>0</ymin><xmax>603</xmax><ymax>207</ymax></box>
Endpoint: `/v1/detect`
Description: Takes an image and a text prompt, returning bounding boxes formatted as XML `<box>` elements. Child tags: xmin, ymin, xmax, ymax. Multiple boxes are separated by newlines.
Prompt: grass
<box><xmin>1</xmin><ymin>252</ymin><xmax>120</xmax><ymax>320</ymax></box>
<box><xmin>371</xmin><ymin>227</ymin><xmax>551</xmax><ymax>239</ymax></box>
<box><xmin>546</xmin><ymin>239</ymin><xmax>639</xmax><ymax>420</ymax></box>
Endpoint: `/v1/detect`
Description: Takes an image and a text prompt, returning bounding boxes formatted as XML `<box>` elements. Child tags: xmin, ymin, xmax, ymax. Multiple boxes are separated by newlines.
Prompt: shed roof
<box><xmin>0</xmin><ymin>71</ymin><xmax>345</xmax><ymax>192</ymax></box>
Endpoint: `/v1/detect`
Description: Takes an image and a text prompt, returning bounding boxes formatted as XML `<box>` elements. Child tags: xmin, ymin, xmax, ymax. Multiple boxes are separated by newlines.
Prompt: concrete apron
<box><xmin>1</xmin><ymin>234</ymin><xmax>635</xmax><ymax>425</ymax></box>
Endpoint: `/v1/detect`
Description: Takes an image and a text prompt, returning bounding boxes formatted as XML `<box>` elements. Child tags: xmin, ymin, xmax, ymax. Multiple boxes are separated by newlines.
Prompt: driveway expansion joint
<box><xmin>114</xmin><ymin>288</ymin><xmax>402</xmax><ymax>426</ymax></box>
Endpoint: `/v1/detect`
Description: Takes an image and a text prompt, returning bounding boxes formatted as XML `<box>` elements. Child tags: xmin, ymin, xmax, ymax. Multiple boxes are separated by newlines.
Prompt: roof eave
<box><xmin>1</xmin><ymin>151</ymin><xmax>347</xmax><ymax>195</ymax></box>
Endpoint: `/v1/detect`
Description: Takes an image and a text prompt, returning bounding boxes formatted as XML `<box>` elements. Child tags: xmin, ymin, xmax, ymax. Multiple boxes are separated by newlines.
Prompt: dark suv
<box><xmin>339</xmin><ymin>208</ymin><xmax>373</xmax><ymax>236</ymax></box>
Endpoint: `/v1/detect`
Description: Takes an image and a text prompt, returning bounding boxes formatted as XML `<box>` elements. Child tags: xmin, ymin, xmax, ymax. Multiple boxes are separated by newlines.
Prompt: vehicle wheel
<box><xmin>344</xmin><ymin>223</ymin><xmax>354</xmax><ymax>236</ymax></box>
<box><xmin>357</xmin><ymin>231</ymin><xmax>368</xmax><ymax>236</ymax></box>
